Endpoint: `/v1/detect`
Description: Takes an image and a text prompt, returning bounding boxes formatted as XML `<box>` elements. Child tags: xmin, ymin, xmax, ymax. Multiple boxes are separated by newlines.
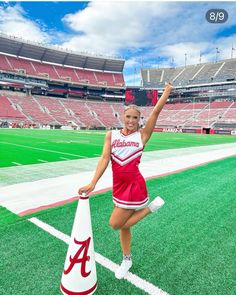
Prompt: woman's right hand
<box><xmin>78</xmin><ymin>183</ymin><xmax>95</xmax><ymax>196</ymax></box>
<box><xmin>164</xmin><ymin>82</ymin><xmax>174</xmax><ymax>92</ymax></box>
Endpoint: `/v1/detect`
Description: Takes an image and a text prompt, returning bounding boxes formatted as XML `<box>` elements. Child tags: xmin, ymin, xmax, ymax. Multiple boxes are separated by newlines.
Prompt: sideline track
<box><xmin>0</xmin><ymin>142</ymin><xmax>236</xmax><ymax>215</ymax></box>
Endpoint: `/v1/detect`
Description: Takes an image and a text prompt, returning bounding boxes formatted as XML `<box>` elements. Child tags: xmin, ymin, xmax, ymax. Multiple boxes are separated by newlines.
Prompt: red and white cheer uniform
<box><xmin>111</xmin><ymin>130</ymin><xmax>148</xmax><ymax>209</ymax></box>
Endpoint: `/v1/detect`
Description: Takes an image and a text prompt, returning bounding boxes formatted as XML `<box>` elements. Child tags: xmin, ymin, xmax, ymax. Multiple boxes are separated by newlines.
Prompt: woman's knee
<box><xmin>109</xmin><ymin>218</ymin><xmax>122</xmax><ymax>230</ymax></box>
<box><xmin>109</xmin><ymin>207</ymin><xmax>134</xmax><ymax>230</ymax></box>
<box><xmin>121</xmin><ymin>223</ymin><xmax>130</xmax><ymax>230</ymax></box>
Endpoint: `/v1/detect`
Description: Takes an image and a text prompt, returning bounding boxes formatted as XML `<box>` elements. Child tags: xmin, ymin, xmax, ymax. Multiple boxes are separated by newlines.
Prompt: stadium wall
<box><xmin>154</xmin><ymin>127</ymin><xmax>236</xmax><ymax>136</ymax></box>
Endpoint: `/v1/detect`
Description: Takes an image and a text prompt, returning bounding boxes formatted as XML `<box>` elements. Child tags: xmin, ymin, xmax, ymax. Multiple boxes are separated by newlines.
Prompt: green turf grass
<box><xmin>0</xmin><ymin>206</ymin><xmax>22</xmax><ymax>227</ymax></box>
<box><xmin>17</xmin><ymin>156</ymin><xmax>236</xmax><ymax>295</ymax></box>
<box><xmin>0</xmin><ymin>208</ymin><xmax>69</xmax><ymax>295</ymax></box>
<box><xmin>1</xmin><ymin>128</ymin><xmax>236</xmax><ymax>167</ymax></box>
<box><xmin>0</xmin><ymin>129</ymin><xmax>104</xmax><ymax>168</ymax></box>
<box><xmin>0</xmin><ymin>207</ymin><xmax>147</xmax><ymax>295</ymax></box>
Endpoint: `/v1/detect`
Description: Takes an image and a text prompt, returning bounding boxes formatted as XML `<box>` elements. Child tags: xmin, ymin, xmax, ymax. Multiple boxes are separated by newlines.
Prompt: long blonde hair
<box><xmin>124</xmin><ymin>104</ymin><xmax>141</xmax><ymax>115</ymax></box>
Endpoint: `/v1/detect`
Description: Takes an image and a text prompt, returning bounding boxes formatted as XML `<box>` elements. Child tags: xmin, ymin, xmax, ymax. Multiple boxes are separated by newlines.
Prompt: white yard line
<box><xmin>0</xmin><ymin>141</ymin><xmax>81</xmax><ymax>157</ymax></box>
<box><xmin>38</xmin><ymin>159</ymin><xmax>49</xmax><ymax>163</ymax></box>
<box><xmin>11</xmin><ymin>162</ymin><xmax>22</xmax><ymax>166</ymax></box>
<box><xmin>29</xmin><ymin>217</ymin><xmax>169</xmax><ymax>295</ymax></box>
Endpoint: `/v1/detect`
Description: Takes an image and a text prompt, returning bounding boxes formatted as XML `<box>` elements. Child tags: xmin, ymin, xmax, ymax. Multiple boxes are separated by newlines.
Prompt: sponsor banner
<box><xmin>231</xmin><ymin>130</ymin><xmax>236</xmax><ymax>136</ymax></box>
<box><xmin>182</xmin><ymin>129</ymin><xmax>197</xmax><ymax>133</ymax></box>
<box><xmin>214</xmin><ymin>130</ymin><xmax>232</xmax><ymax>135</ymax></box>
<box><xmin>154</xmin><ymin>128</ymin><xmax>202</xmax><ymax>134</ymax></box>
<box><xmin>162</xmin><ymin>128</ymin><xmax>183</xmax><ymax>133</ymax></box>
<box><xmin>154</xmin><ymin>128</ymin><xmax>163</xmax><ymax>132</ymax></box>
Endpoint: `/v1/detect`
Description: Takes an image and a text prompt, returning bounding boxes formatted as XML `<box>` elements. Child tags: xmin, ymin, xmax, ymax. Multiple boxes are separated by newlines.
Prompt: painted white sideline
<box><xmin>29</xmin><ymin>217</ymin><xmax>169</xmax><ymax>295</ymax></box>
<box><xmin>0</xmin><ymin>143</ymin><xmax>236</xmax><ymax>215</ymax></box>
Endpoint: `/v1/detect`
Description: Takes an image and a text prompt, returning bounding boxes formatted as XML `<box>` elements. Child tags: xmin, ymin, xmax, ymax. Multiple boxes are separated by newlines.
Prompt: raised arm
<box><xmin>141</xmin><ymin>83</ymin><xmax>173</xmax><ymax>145</ymax></box>
<box><xmin>78</xmin><ymin>131</ymin><xmax>111</xmax><ymax>195</ymax></box>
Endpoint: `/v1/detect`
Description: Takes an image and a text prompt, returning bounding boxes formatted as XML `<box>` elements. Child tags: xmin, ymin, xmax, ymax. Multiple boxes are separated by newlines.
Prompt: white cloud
<box><xmin>0</xmin><ymin>4</ymin><xmax>50</xmax><ymax>44</ymax></box>
<box><xmin>60</xmin><ymin>1</ymin><xmax>236</xmax><ymax>85</ymax></box>
<box><xmin>61</xmin><ymin>2</ymin><xmax>179</xmax><ymax>55</ymax></box>
<box><xmin>124</xmin><ymin>72</ymin><xmax>141</xmax><ymax>87</ymax></box>
<box><xmin>0</xmin><ymin>1</ymin><xmax>236</xmax><ymax>86</ymax></box>
<box><xmin>157</xmin><ymin>42</ymin><xmax>208</xmax><ymax>67</ymax></box>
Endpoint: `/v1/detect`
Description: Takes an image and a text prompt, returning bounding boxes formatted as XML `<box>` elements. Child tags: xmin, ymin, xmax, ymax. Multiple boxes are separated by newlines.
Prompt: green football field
<box><xmin>0</xmin><ymin>129</ymin><xmax>236</xmax><ymax>295</ymax></box>
<box><xmin>1</xmin><ymin>128</ymin><xmax>236</xmax><ymax>168</ymax></box>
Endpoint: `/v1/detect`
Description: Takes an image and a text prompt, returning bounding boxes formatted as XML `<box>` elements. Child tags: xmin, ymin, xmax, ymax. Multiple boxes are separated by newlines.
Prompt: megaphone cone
<box><xmin>60</xmin><ymin>194</ymin><xmax>97</xmax><ymax>295</ymax></box>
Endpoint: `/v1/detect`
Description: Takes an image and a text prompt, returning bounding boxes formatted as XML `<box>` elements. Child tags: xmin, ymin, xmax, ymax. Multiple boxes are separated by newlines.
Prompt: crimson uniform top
<box><xmin>111</xmin><ymin>129</ymin><xmax>148</xmax><ymax>209</ymax></box>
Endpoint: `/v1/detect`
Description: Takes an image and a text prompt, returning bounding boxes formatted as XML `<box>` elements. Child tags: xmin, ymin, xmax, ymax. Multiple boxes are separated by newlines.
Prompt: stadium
<box><xmin>1</xmin><ymin>32</ymin><xmax>236</xmax><ymax>134</ymax></box>
<box><xmin>0</xmin><ymin>10</ymin><xmax>236</xmax><ymax>295</ymax></box>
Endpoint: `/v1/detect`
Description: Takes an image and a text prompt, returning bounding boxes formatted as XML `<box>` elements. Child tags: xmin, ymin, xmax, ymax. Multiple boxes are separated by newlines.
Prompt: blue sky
<box><xmin>0</xmin><ymin>1</ymin><xmax>236</xmax><ymax>85</ymax></box>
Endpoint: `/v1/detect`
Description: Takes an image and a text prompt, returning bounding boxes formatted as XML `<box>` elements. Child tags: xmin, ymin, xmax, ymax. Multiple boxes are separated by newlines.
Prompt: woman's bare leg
<box><xmin>109</xmin><ymin>207</ymin><xmax>150</xmax><ymax>256</ymax></box>
<box><xmin>121</xmin><ymin>207</ymin><xmax>151</xmax><ymax>229</ymax></box>
<box><xmin>110</xmin><ymin>198</ymin><xmax>164</xmax><ymax>279</ymax></box>
<box><xmin>121</xmin><ymin>197</ymin><xmax>165</xmax><ymax>229</ymax></box>
<box><xmin>110</xmin><ymin>206</ymin><xmax>153</xmax><ymax>280</ymax></box>
<box><xmin>109</xmin><ymin>208</ymin><xmax>134</xmax><ymax>257</ymax></box>
<box><xmin>120</xmin><ymin>227</ymin><xmax>131</xmax><ymax>255</ymax></box>
<box><xmin>109</xmin><ymin>207</ymin><xmax>135</xmax><ymax>230</ymax></box>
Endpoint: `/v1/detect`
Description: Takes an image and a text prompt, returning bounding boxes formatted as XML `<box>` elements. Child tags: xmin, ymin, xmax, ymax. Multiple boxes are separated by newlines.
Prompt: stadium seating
<box><xmin>7</xmin><ymin>94</ymin><xmax>56</xmax><ymax>124</ymax></box>
<box><xmin>214</xmin><ymin>59</ymin><xmax>236</xmax><ymax>82</ymax></box>
<box><xmin>0</xmin><ymin>95</ymin><xmax>25</xmax><ymax>119</ymax></box>
<box><xmin>76</xmin><ymin>69</ymin><xmax>97</xmax><ymax>85</ymax></box>
<box><xmin>192</xmin><ymin>62</ymin><xmax>223</xmax><ymax>85</ymax></box>
<box><xmin>215</xmin><ymin>101</ymin><xmax>236</xmax><ymax>124</ymax></box>
<box><xmin>209</xmin><ymin>101</ymin><xmax>232</xmax><ymax>109</ymax></box>
<box><xmin>62</xmin><ymin>99</ymin><xmax>104</xmax><ymax>127</ymax></box>
<box><xmin>173</xmin><ymin>64</ymin><xmax>203</xmax><ymax>85</ymax></box>
<box><xmin>35</xmin><ymin>96</ymin><xmax>76</xmax><ymax>125</ymax></box>
<box><xmin>94</xmin><ymin>72</ymin><xmax>115</xmax><ymax>87</ymax></box>
<box><xmin>142</xmin><ymin>58</ymin><xmax>236</xmax><ymax>87</ymax></box>
<box><xmin>54</xmin><ymin>66</ymin><xmax>79</xmax><ymax>82</ymax></box>
<box><xmin>1</xmin><ymin>90</ymin><xmax>235</xmax><ymax>129</ymax></box>
<box><xmin>0</xmin><ymin>55</ymin><xmax>13</xmax><ymax>72</ymax></box>
<box><xmin>0</xmin><ymin>54</ymin><xmax>124</xmax><ymax>87</ymax></box>
<box><xmin>32</xmin><ymin>61</ymin><xmax>60</xmax><ymax>80</ymax></box>
<box><xmin>0</xmin><ymin>91</ymin><xmax>124</xmax><ymax>127</ymax></box>
<box><xmin>113</xmin><ymin>73</ymin><xmax>125</xmax><ymax>86</ymax></box>
<box><xmin>6</xmin><ymin>56</ymin><xmax>37</xmax><ymax>76</ymax></box>
<box><xmin>86</xmin><ymin>101</ymin><xmax>121</xmax><ymax>127</ymax></box>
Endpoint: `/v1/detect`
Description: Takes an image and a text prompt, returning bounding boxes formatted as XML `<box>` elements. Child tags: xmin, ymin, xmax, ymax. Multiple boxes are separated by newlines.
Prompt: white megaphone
<box><xmin>60</xmin><ymin>193</ymin><xmax>97</xmax><ymax>295</ymax></box>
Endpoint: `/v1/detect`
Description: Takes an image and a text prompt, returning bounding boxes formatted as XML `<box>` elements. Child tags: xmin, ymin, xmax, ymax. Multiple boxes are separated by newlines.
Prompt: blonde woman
<box><xmin>79</xmin><ymin>82</ymin><xmax>174</xmax><ymax>279</ymax></box>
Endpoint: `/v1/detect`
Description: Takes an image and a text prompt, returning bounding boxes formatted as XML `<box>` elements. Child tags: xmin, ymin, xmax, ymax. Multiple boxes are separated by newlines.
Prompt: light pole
<box><xmin>140</xmin><ymin>56</ymin><xmax>143</xmax><ymax>69</ymax></box>
<box><xmin>157</xmin><ymin>56</ymin><xmax>160</xmax><ymax>69</ymax></box>
<box><xmin>231</xmin><ymin>45</ymin><xmax>235</xmax><ymax>59</ymax></box>
<box><xmin>184</xmin><ymin>53</ymin><xmax>187</xmax><ymax>67</ymax></box>
<box><xmin>133</xmin><ymin>66</ymin><xmax>136</xmax><ymax>85</ymax></box>
<box><xmin>215</xmin><ymin>47</ymin><xmax>220</xmax><ymax>62</ymax></box>
<box><xmin>199</xmin><ymin>51</ymin><xmax>202</xmax><ymax>64</ymax></box>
